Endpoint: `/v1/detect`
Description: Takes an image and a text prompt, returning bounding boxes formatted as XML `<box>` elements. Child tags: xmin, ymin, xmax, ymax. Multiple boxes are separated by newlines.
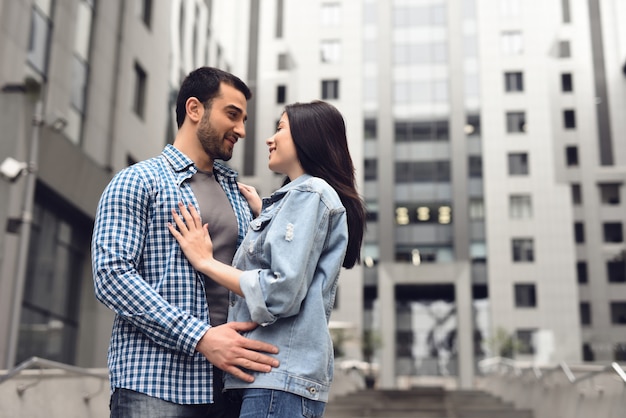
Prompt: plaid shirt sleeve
<box><xmin>92</xmin><ymin>165</ymin><xmax>209</xmax><ymax>355</ymax></box>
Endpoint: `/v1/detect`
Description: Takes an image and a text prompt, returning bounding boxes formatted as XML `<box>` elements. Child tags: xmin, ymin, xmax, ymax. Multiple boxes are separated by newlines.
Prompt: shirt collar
<box><xmin>265</xmin><ymin>174</ymin><xmax>313</xmax><ymax>204</ymax></box>
<box><xmin>162</xmin><ymin>144</ymin><xmax>239</xmax><ymax>179</ymax></box>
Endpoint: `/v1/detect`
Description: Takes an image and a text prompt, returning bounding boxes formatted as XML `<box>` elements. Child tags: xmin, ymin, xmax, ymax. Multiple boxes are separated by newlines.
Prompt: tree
<box><xmin>486</xmin><ymin>327</ymin><xmax>521</xmax><ymax>358</ymax></box>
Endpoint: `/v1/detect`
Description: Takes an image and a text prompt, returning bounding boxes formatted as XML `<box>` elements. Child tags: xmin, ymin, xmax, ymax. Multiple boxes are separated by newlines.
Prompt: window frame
<box><xmin>504</xmin><ymin>71</ymin><xmax>524</xmax><ymax>92</ymax></box>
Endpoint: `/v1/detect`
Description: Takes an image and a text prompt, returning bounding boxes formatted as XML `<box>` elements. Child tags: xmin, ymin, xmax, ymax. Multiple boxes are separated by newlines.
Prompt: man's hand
<box><xmin>196</xmin><ymin>321</ymin><xmax>279</xmax><ymax>382</ymax></box>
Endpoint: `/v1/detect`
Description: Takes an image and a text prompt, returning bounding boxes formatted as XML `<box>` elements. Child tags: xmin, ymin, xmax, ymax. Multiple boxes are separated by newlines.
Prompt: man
<box><xmin>92</xmin><ymin>67</ymin><xmax>278</xmax><ymax>417</ymax></box>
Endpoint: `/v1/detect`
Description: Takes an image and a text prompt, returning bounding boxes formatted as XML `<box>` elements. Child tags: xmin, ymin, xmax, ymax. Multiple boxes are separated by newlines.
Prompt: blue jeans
<box><xmin>238</xmin><ymin>389</ymin><xmax>325</xmax><ymax>418</ymax></box>
<box><xmin>110</xmin><ymin>370</ymin><xmax>240</xmax><ymax>418</ymax></box>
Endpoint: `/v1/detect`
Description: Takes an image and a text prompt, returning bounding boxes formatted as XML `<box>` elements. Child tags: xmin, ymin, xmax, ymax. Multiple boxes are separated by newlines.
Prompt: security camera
<box><xmin>0</xmin><ymin>157</ymin><xmax>28</xmax><ymax>182</ymax></box>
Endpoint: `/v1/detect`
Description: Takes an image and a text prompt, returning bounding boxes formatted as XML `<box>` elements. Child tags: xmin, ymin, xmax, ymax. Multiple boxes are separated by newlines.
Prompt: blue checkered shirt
<box><xmin>91</xmin><ymin>144</ymin><xmax>253</xmax><ymax>404</ymax></box>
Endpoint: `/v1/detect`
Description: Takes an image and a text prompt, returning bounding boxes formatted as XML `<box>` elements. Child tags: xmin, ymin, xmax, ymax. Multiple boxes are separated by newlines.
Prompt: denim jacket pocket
<box><xmin>249</xmin><ymin>215</ymin><xmax>272</xmax><ymax>232</ymax></box>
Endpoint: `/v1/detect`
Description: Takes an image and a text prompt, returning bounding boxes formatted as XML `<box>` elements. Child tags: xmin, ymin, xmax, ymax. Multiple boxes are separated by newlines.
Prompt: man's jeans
<box><xmin>110</xmin><ymin>370</ymin><xmax>240</xmax><ymax>418</ymax></box>
<box><xmin>239</xmin><ymin>389</ymin><xmax>325</xmax><ymax>418</ymax></box>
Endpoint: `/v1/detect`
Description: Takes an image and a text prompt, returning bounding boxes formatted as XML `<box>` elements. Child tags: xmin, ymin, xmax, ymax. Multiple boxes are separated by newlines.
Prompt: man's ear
<box><xmin>185</xmin><ymin>97</ymin><xmax>204</xmax><ymax>123</ymax></box>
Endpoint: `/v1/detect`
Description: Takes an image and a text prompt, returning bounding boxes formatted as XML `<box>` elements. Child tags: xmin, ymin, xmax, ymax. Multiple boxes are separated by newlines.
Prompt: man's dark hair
<box><xmin>175</xmin><ymin>67</ymin><xmax>252</xmax><ymax>128</ymax></box>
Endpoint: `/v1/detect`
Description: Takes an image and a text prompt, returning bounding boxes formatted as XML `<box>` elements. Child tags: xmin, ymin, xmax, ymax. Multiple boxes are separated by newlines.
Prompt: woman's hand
<box><xmin>238</xmin><ymin>182</ymin><xmax>261</xmax><ymax>217</ymax></box>
<box><xmin>168</xmin><ymin>202</ymin><xmax>213</xmax><ymax>271</ymax></box>
<box><xmin>169</xmin><ymin>202</ymin><xmax>245</xmax><ymax>296</ymax></box>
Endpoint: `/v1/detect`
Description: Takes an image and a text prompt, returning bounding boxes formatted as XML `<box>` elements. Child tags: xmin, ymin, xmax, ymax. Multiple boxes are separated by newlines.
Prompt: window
<box><xmin>321</xmin><ymin>3</ymin><xmax>341</xmax><ymax>26</ymax></box>
<box><xmin>607</xmin><ymin>260</ymin><xmax>626</xmax><ymax>283</ymax></box>
<box><xmin>468</xmin><ymin>156</ymin><xmax>482</xmax><ymax>178</ymax></box>
<box><xmin>515</xmin><ymin>283</ymin><xmax>537</xmax><ymax>307</ymax></box>
<box><xmin>276</xmin><ymin>85</ymin><xmax>286</xmax><ymax>104</ymax></box>
<box><xmin>17</xmin><ymin>194</ymin><xmax>91</xmax><ymax>365</ymax></box>
<box><xmin>395</xmin><ymin>120</ymin><xmax>449</xmax><ymax>142</ymax></box>
<box><xmin>364</xmin><ymin>159</ymin><xmax>377</xmax><ymax>181</ymax></box>
<box><xmin>470</xmin><ymin>242</ymin><xmax>486</xmax><ymax>264</ymax></box>
<box><xmin>512</xmin><ymin>238</ymin><xmax>534</xmax><ymax>262</ymax></box>
<box><xmin>27</xmin><ymin>4</ymin><xmax>53</xmax><ymax>75</ymax></box>
<box><xmin>276</xmin><ymin>0</ymin><xmax>284</xmax><ymax>37</ymax></box>
<box><xmin>583</xmin><ymin>343</ymin><xmax>595</xmax><ymax>361</ymax></box>
<box><xmin>562</xmin><ymin>0</ymin><xmax>571</xmax><ymax>23</ymax></box>
<box><xmin>277</xmin><ymin>53</ymin><xmax>289</xmax><ymax>70</ymax></box>
<box><xmin>501</xmin><ymin>31</ymin><xmax>523</xmax><ymax>54</ymax></box>
<box><xmin>364</xmin><ymin>119</ymin><xmax>377</xmax><ymax>140</ymax></box>
<box><xmin>469</xmin><ymin>199</ymin><xmax>484</xmax><ymax>220</ymax></box>
<box><xmin>559</xmin><ymin>40</ymin><xmax>571</xmax><ymax>58</ymax></box>
<box><xmin>393</xmin><ymin>5</ymin><xmax>447</xmax><ymax>27</ymax></box>
<box><xmin>565</xmin><ymin>146</ymin><xmax>578</xmax><ymax>166</ymax></box>
<box><xmin>599</xmin><ymin>183</ymin><xmax>620</xmax><ymax>205</ymax></box>
<box><xmin>68</xmin><ymin>0</ymin><xmax>95</xmax><ymax>144</ymax></box>
<box><xmin>140</xmin><ymin>0</ymin><xmax>152</xmax><ymax>28</ymax></box>
<box><xmin>571</xmin><ymin>183</ymin><xmax>582</xmax><ymax>205</ymax></box>
<box><xmin>508</xmin><ymin>153</ymin><xmax>529</xmax><ymax>175</ymax></box>
<box><xmin>504</xmin><ymin>72</ymin><xmax>524</xmax><ymax>92</ymax></box>
<box><xmin>580</xmin><ymin>302</ymin><xmax>591</xmax><ymax>325</ymax></box>
<box><xmin>610</xmin><ymin>302</ymin><xmax>626</xmax><ymax>325</ymax></box>
<box><xmin>320</xmin><ymin>40</ymin><xmax>341</xmax><ymax>63</ymax></box>
<box><xmin>603</xmin><ymin>222</ymin><xmax>623</xmax><ymax>243</ymax></box>
<box><xmin>70</xmin><ymin>56</ymin><xmax>88</xmax><ymax>112</ymax></box>
<box><xmin>563</xmin><ymin>110</ymin><xmax>576</xmax><ymax>129</ymax></box>
<box><xmin>466</xmin><ymin>115</ymin><xmax>481</xmax><ymax>136</ymax></box>
<box><xmin>394</xmin><ymin>203</ymin><xmax>454</xmax><ymax>225</ymax></box>
<box><xmin>321</xmin><ymin>79</ymin><xmax>339</xmax><ymax>99</ymax></box>
<box><xmin>577</xmin><ymin>261</ymin><xmax>588</xmax><ymax>283</ymax></box>
<box><xmin>516</xmin><ymin>329</ymin><xmax>535</xmax><ymax>354</ymax></box>
<box><xmin>561</xmin><ymin>73</ymin><xmax>573</xmax><ymax>92</ymax></box>
<box><xmin>506</xmin><ymin>111</ymin><xmax>526</xmax><ymax>133</ymax></box>
<box><xmin>133</xmin><ymin>62</ymin><xmax>147</xmax><ymax>119</ymax></box>
<box><xmin>395</xmin><ymin>161</ymin><xmax>450</xmax><ymax>183</ymax></box>
<box><xmin>574</xmin><ymin>222</ymin><xmax>585</xmax><ymax>243</ymax></box>
<box><xmin>365</xmin><ymin>202</ymin><xmax>378</xmax><ymax>222</ymax></box>
<box><xmin>510</xmin><ymin>195</ymin><xmax>532</xmax><ymax>219</ymax></box>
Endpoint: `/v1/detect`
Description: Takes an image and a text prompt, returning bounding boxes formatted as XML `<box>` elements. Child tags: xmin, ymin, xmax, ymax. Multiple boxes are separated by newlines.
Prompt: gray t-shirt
<box><xmin>189</xmin><ymin>169</ymin><xmax>238</xmax><ymax>326</ymax></box>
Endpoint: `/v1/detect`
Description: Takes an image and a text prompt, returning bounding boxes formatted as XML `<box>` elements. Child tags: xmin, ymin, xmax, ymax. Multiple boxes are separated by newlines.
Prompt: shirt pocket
<box><xmin>241</xmin><ymin>212</ymin><xmax>274</xmax><ymax>259</ymax></box>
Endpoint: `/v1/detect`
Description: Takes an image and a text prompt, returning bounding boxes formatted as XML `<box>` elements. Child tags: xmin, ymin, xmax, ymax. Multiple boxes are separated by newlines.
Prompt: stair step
<box><xmin>325</xmin><ymin>387</ymin><xmax>533</xmax><ymax>418</ymax></box>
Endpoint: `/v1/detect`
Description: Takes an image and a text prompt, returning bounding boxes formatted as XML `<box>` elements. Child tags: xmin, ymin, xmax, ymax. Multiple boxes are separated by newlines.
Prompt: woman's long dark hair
<box><xmin>284</xmin><ymin>101</ymin><xmax>366</xmax><ymax>268</ymax></box>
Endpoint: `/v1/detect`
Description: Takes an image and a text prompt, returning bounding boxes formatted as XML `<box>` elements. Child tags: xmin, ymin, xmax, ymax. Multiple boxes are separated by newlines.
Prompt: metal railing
<box><xmin>478</xmin><ymin>356</ymin><xmax>626</xmax><ymax>385</ymax></box>
<box><xmin>0</xmin><ymin>356</ymin><xmax>108</xmax><ymax>401</ymax></box>
<box><xmin>478</xmin><ymin>357</ymin><xmax>626</xmax><ymax>418</ymax></box>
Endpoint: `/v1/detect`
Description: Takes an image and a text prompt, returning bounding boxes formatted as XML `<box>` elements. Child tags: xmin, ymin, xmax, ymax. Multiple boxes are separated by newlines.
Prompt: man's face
<box><xmin>197</xmin><ymin>83</ymin><xmax>248</xmax><ymax>161</ymax></box>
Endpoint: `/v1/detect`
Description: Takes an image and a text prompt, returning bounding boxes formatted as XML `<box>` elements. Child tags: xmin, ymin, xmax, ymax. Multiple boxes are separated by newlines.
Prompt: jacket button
<box><xmin>308</xmin><ymin>387</ymin><xmax>317</xmax><ymax>394</ymax></box>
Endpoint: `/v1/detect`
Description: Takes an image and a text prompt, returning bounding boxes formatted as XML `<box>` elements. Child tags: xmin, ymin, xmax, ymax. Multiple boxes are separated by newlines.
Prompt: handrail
<box><xmin>0</xmin><ymin>356</ymin><xmax>107</xmax><ymax>386</ymax></box>
<box><xmin>0</xmin><ymin>356</ymin><xmax>108</xmax><ymax>402</ymax></box>
<box><xmin>479</xmin><ymin>357</ymin><xmax>626</xmax><ymax>385</ymax></box>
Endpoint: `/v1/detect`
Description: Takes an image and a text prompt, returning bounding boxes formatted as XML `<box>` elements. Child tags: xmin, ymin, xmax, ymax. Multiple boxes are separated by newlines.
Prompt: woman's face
<box><xmin>266</xmin><ymin>113</ymin><xmax>304</xmax><ymax>179</ymax></box>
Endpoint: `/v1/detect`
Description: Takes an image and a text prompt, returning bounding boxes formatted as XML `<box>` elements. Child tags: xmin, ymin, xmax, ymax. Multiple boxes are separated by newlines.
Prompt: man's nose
<box><xmin>234</xmin><ymin>120</ymin><xmax>246</xmax><ymax>138</ymax></box>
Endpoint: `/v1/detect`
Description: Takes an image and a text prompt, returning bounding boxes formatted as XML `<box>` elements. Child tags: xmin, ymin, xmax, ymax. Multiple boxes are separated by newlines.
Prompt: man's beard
<box><xmin>197</xmin><ymin>115</ymin><xmax>232</xmax><ymax>161</ymax></box>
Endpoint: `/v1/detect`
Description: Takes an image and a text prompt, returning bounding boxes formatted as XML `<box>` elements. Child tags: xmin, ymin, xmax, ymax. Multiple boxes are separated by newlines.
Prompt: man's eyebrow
<box><xmin>225</xmin><ymin>104</ymin><xmax>247</xmax><ymax>122</ymax></box>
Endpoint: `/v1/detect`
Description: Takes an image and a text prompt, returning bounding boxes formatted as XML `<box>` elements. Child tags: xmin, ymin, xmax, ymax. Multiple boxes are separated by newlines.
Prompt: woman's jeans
<box><xmin>239</xmin><ymin>389</ymin><xmax>326</xmax><ymax>418</ymax></box>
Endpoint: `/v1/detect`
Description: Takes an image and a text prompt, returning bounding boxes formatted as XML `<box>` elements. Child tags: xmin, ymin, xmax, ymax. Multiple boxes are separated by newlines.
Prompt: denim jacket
<box><xmin>224</xmin><ymin>174</ymin><xmax>348</xmax><ymax>402</ymax></box>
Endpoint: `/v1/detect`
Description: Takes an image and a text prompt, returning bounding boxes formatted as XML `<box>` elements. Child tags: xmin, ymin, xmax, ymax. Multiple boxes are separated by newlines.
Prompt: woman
<box><xmin>168</xmin><ymin>100</ymin><xmax>366</xmax><ymax>417</ymax></box>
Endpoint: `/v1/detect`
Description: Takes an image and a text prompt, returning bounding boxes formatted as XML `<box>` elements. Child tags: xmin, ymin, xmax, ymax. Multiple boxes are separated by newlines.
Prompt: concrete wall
<box><xmin>0</xmin><ymin>368</ymin><xmax>109</xmax><ymax>418</ymax></box>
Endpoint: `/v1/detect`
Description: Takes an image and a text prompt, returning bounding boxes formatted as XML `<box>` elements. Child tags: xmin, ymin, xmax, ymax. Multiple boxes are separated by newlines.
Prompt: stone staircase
<box><xmin>325</xmin><ymin>386</ymin><xmax>533</xmax><ymax>418</ymax></box>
